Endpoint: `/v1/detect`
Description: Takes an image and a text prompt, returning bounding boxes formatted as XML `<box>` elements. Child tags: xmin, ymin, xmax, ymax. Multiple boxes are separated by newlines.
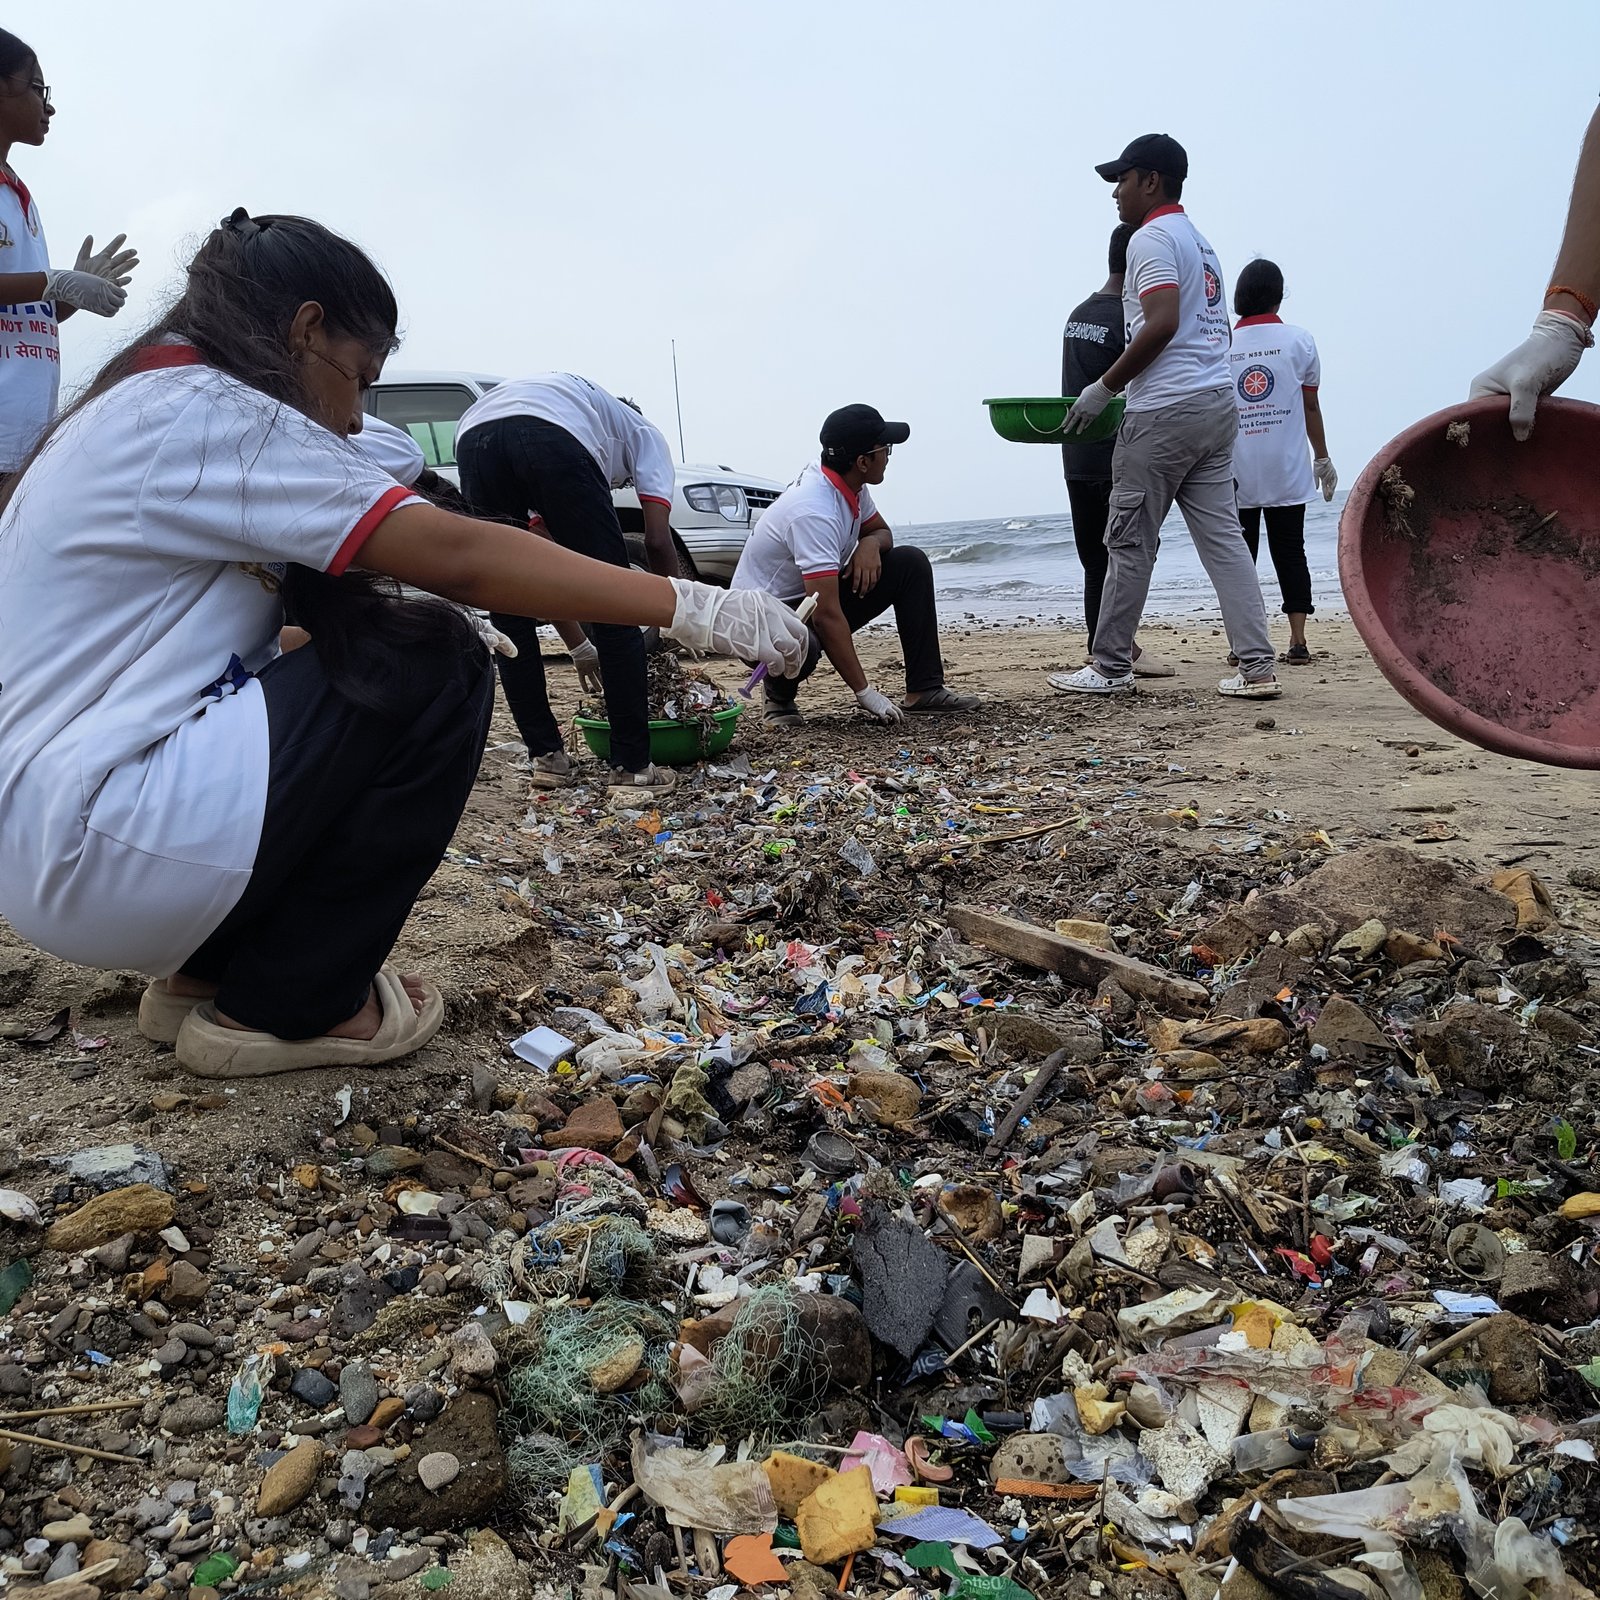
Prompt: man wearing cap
<box><xmin>730</xmin><ymin>405</ymin><xmax>978</xmax><ymax>725</ymax></box>
<box><xmin>1054</xmin><ymin>134</ymin><xmax>1280</xmax><ymax>701</ymax></box>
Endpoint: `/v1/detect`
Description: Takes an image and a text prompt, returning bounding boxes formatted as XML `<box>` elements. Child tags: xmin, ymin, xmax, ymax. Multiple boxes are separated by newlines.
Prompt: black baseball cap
<box><xmin>1095</xmin><ymin>133</ymin><xmax>1188</xmax><ymax>184</ymax></box>
<box><xmin>820</xmin><ymin>404</ymin><xmax>910</xmax><ymax>464</ymax></box>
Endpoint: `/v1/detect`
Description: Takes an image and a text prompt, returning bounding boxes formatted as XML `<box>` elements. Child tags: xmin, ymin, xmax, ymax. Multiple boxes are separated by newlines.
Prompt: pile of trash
<box><xmin>3</xmin><ymin>729</ymin><xmax>1600</xmax><ymax>1600</ymax></box>
<box><xmin>578</xmin><ymin>649</ymin><xmax>734</xmax><ymax>725</ymax></box>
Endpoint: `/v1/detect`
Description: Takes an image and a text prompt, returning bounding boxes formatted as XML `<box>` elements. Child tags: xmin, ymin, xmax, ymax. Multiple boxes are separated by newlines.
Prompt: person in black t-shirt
<box><xmin>1061</xmin><ymin>223</ymin><xmax>1170</xmax><ymax>674</ymax></box>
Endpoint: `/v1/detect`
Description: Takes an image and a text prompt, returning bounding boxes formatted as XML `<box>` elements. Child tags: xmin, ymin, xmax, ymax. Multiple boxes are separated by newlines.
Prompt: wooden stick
<box><xmin>0</xmin><ymin>1399</ymin><xmax>143</xmax><ymax>1423</ymax></box>
<box><xmin>985</xmin><ymin>1049</ymin><xmax>1068</xmax><ymax>1156</ymax></box>
<box><xmin>433</xmin><ymin>1134</ymin><xmax>499</xmax><ymax>1172</ymax></box>
<box><xmin>0</xmin><ymin>1425</ymin><xmax>143</xmax><ymax>1465</ymax></box>
<box><xmin>1418</xmin><ymin>1315</ymin><xmax>1496</xmax><ymax>1370</ymax></box>
<box><xmin>934</xmin><ymin>1206</ymin><xmax>1010</xmax><ymax>1298</ymax></box>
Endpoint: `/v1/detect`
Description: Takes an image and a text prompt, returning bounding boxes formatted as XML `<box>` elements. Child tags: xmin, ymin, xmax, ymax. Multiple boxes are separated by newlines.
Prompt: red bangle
<box><xmin>1546</xmin><ymin>283</ymin><xmax>1598</xmax><ymax>324</ymax></box>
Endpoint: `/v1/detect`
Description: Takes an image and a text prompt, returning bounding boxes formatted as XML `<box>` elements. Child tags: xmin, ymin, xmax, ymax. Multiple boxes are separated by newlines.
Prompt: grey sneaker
<box><xmin>528</xmin><ymin>750</ymin><xmax>575</xmax><ymax>789</ymax></box>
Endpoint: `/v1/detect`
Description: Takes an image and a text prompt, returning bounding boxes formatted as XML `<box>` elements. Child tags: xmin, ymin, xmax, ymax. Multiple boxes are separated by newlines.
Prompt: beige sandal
<box><xmin>137</xmin><ymin>980</ymin><xmax>207</xmax><ymax>1045</ymax></box>
<box><xmin>174</xmin><ymin>966</ymin><xmax>443</xmax><ymax>1079</ymax></box>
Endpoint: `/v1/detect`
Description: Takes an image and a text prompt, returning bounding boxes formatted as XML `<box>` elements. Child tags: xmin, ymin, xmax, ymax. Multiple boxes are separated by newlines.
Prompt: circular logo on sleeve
<box><xmin>1203</xmin><ymin>263</ymin><xmax>1222</xmax><ymax>307</ymax></box>
<box><xmin>1238</xmin><ymin>364</ymin><xmax>1275</xmax><ymax>402</ymax></box>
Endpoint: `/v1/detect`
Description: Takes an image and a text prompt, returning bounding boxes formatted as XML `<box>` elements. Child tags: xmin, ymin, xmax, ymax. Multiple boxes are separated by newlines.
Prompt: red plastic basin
<box><xmin>1339</xmin><ymin>394</ymin><xmax>1600</xmax><ymax>769</ymax></box>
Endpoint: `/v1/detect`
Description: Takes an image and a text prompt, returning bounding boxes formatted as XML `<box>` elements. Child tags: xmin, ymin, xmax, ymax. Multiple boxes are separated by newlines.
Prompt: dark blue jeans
<box><xmin>457</xmin><ymin>415</ymin><xmax>650</xmax><ymax>771</ymax></box>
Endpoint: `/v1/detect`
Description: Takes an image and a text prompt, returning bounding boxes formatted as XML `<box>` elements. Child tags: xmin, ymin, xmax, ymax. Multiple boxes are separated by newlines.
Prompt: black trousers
<box><xmin>764</xmin><ymin>544</ymin><xmax>945</xmax><ymax>706</ymax></box>
<box><xmin>176</xmin><ymin>636</ymin><xmax>494</xmax><ymax>1039</ymax></box>
<box><xmin>1066</xmin><ymin>477</ymin><xmax>1112</xmax><ymax>640</ymax></box>
<box><xmin>1239</xmin><ymin>502</ymin><xmax>1314</xmax><ymax>616</ymax></box>
<box><xmin>456</xmin><ymin>415</ymin><xmax>649</xmax><ymax>771</ymax></box>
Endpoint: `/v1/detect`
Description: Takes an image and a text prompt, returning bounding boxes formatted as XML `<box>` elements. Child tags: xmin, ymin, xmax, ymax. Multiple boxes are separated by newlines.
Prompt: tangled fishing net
<box><xmin>684</xmin><ymin>1284</ymin><xmax>831</xmax><ymax>1443</ymax></box>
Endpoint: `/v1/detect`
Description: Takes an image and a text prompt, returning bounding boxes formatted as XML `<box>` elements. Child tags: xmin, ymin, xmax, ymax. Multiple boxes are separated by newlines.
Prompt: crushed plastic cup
<box><xmin>227</xmin><ymin>1353</ymin><xmax>265</xmax><ymax>1434</ymax></box>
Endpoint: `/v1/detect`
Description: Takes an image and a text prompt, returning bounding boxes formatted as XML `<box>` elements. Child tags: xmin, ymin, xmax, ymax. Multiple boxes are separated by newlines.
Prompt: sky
<box><xmin>25</xmin><ymin>0</ymin><xmax>1600</xmax><ymax>524</ymax></box>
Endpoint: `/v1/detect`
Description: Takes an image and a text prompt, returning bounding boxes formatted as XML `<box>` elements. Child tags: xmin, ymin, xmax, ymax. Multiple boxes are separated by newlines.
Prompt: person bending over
<box><xmin>730</xmin><ymin>404</ymin><xmax>978</xmax><ymax>726</ymax></box>
<box><xmin>0</xmin><ymin>210</ymin><xmax>806</xmax><ymax>1081</ymax></box>
<box><xmin>455</xmin><ymin>375</ymin><xmax>682</xmax><ymax>794</ymax></box>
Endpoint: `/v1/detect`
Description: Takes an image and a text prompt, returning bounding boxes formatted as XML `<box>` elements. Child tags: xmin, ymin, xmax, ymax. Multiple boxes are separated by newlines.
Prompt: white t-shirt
<box><xmin>730</xmin><ymin>462</ymin><xmax>878</xmax><ymax>602</ymax></box>
<box><xmin>349</xmin><ymin>413</ymin><xmax>426</xmax><ymax>485</ymax></box>
<box><xmin>0</xmin><ymin>173</ymin><xmax>60</xmax><ymax>473</ymax></box>
<box><xmin>1230</xmin><ymin>316</ymin><xmax>1321</xmax><ymax>508</ymax></box>
<box><xmin>456</xmin><ymin>373</ymin><xmax>676</xmax><ymax>507</ymax></box>
<box><xmin>1122</xmin><ymin>205</ymin><xmax>1231</xmax><ymax>413</ymax></box>
<box><xmin>0</xmin><ymin>357</ymin><xmax>418</xmax><ymax>975</ymax></box>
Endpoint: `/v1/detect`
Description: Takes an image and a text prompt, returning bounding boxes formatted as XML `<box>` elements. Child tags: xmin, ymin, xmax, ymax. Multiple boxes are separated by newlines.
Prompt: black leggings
<box><xmin>177</xmin><ymin>636</ymin><xmax>494</xmax><ymax>1039</ymax></box>
<box><xmin>1066</xmin><ymin>478</ymin><xmax>1111</xmax><ymax>640</ymax></box>
<box><xmin>456</xmin><ymin>415</ymin><xmax>650</xmax><ymax>771</ymax></box>
<box><xmin>1239</xmin><ymin>502</ymin><xmax>1313</xmax><ymax>616</ymax></box>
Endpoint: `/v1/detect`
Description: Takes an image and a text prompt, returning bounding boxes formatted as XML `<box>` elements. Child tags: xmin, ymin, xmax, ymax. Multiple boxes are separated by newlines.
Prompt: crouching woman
<box><xmin>0</xmin><ymin>209</ymin><xmax>804</xmax><ymax>1079</ymax></box>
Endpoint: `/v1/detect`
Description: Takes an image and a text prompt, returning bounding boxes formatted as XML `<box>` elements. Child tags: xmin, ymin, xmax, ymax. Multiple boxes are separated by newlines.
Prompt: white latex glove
<box><xmin>664</xmin><ymin>578</ymin><xmax>809</xmax><ymax>676</ymax></box>
<box><xmin>1062</xmin><ymin>378</ymin><xmax>1114</xmax><ymax>436</ymax></box>
<box><xmin>471</xmin><ymin>614</ymin><xmax>518</xmax><ymax>658</ymax></box>
<box><xmin>1313</xmin><ymin>458</ymin><xmax>1338</xmax><ymax>502</ymax></box>
<box><xmin>43</xmin><ymin>268</ymin><xmax>126</xmax><ymax>317</ymax></box>
<box><xmin>570</xmin><ymin>638</ymin><xmax>603</xmax><ymax>694</ymax></box>
<box><xmin>74</xmin><ymin>233</ymin><xmax>139</xmax><ymax>288</ymax></box>
<box><xmin>855</xmin><ymin>685</ymin><xmax>905</xmax><ymax>724</ymax></box>
<box><xmin>1470</xmin><ymin>310</ymin><xmax>1593</xmax><ymax>441</ymax></box>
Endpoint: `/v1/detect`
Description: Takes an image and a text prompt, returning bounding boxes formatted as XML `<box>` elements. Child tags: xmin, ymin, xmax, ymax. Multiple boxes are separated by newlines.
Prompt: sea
<box><xmin>902</xmin><ymin>492</ymin><xmax>1345</xmax><ymax>626</ymax></box>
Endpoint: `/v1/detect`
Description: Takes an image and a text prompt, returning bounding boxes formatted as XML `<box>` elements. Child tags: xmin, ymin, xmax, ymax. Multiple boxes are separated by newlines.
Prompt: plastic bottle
<box><xmin>1231</xmin><ymin>1426</ymin><xmax>1317</xmax><ymax>1473</ymax></box>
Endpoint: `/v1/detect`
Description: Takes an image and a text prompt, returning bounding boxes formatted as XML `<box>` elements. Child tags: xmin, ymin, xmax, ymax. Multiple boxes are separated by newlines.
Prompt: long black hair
<box><xmin>0</xmin><ymin>208</ymin><xmax>477</xmax><ymax>716</ymax></box>
<box><xmin>1234</xmin><ymin>258</ymin><xmax>1285</xmax><ymax>319</ymax></box>
<box><xmin>0</xmin><ymin>28</ymin><xmax>36</xmax><ymax>83</ymax></box>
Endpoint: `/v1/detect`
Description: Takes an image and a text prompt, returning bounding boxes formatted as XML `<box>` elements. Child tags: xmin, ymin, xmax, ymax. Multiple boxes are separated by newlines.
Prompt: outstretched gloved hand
<box><xmin>664</xmin><ymin>579</ymin><xmax>809</xmax><ymax>676</ymax></box>
<box><xmin>1062</xmin><ymin>379</ymin><xmax>1114</xmax><ymax>436</ymax></box>
<box><xmin>854</xmin><ymin>685</ymin><xmax>905</xmax><ymax>723</ymax></box>
<box><xmin>1470</xmin><ymin>310</ymin><xmax>1593</xmax><ymax>441</ymax></box>
<box><xmin>75</xmin><ymin>233</ymin><xmax>139</xmax><ymax>288</ymax></box>
<box><xmin>1313</xmin><ymin>457</ymin><xmax>1337</xmax><ymax>502</ymax></box>
<box><xmin>570</xmin><ymin>638</ymin><xmax>603</xmax><ymax>694</ymax></box>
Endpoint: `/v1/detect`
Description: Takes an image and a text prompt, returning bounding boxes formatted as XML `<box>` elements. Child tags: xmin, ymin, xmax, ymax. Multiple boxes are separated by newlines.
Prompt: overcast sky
<box><xmin>27</xmin><ymin>0</ymin><xmax>1600</xmax><ymax>523</ymax></box>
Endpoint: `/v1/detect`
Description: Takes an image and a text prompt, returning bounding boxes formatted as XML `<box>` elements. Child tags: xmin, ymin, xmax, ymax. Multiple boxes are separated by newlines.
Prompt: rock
<box><xmin>0</xmin><ymin>1362</ymin><xmax>32</xmax><ymax>1397</ymax></box>
<box><xmin>449</xmin><ymin>1321</ymin><xmax>498</xmax><ymax>1382</ymax></box>
<box><xmin>44</xmin><ymin>1545</ymin><xmax>81</xmax><ymax>1584</ymax></box>
<box><xmin>1180</xmin><ymin>1017</ymin><xmax>1290</xmax><ymax>1056</ymax></box>
<box><xmin>365</xmin><ymin>1392</ymin><xmax>506</xmax><ymax>1530</ymax></box>
<box><xmin>363</xmin><ymin>1147</ymin><xmax>424</xmax><ymax>1178</ymax></box>
<box><xmin>339</xmin><ymin>1362</ymin><xmax>379</xmax><ymax>1426</ymax></box>
<box><xmin>82</xmin><ymin>1539</ymin><xmax>145</xmax><ymax>1591</ymax></box>
<box><xmin>42</xmin><ymin>1514</ymin><xmax>93</xmax><ymax>1544</ymax></box>
<box><xmin>1308</xmin><ymin>996</ymin><xmax>1393</xmax><ymax>1054</ymax></box>
<box><xmin>1414</xmin><ymin>1003</ymin><xmax>1535</xmax><ymax>1091</ymax></box>
<box><xmin>90</xmin><ymin>1232</ymin><xmax>137</xmax><ymax>1274</ymax></box>
<box><xmin>159</xmin><ymin>1397</ymin><xmax>224</xmax><ymax>1436</ymax></box>
<box><xmin>853</xmin><ymin>1214</ymin><xmax>947</xmax><ymax>1360</ymax></box>
<box><xmin>1333</xmin><ymin>918</ymin><xmax>1387</xmax><ymax>959</ymax></box>
<box><xmin>445</xmin><ymin>1529</ymin><xmax>535</xmax><ymax>1600</ymax></box>
<box><xmin>1386</xmin><ymin>930</ymin><xmax>1446</xmax><ymax>966</ymax></box>
<box><xmin>990</xmin><ymin>1432</ymin><xmax>1070</xmax><ymax>1485</ymax></box>
<box><xmin>258</xmin><ymin>1440</ymin><xmax>322</xmax><ymax>1515</ymax></box>
<box><xmin>345</xmin><ymin>1424</ymin><xmax>383</xmax><ymax>1449</ymax></box>
<box><xmin>846</xmin><ymin>1068</ymin><xmax>923</xmax><ymax>1128</ymax></box>
<box><xmin>153</xmin><ymin>1336</ymin><xmax>187</xmax><ymax>1367</ymax></box>
<box><xmin>1473</xmin><ymin>1314</ymin><xmax>1544</xmax><ymax>1406</ymax></box>
<box><xmin>557</xmin><ymin>1097</ymin><xmax>624</xmax><ymax>1152</ymax></box>
<box><xmin>1498</xmin><ymin>1250</ymin><xmax>1596</xmax><ymax>1327</ymax></box>
<box><xmin>330</xmin><ymin>1273</ymin><xmax>390</xmax><ymax>1339</ymax></box>
<box><xmin>586</xmin><ymin>1336</ymin><xmax>645</xmax><ymax>1395</ymax></box>
<box><xmin>53</xmin><ymin>1143</ymin><xmax>171</xmax><ymax>1192</ymax></box>
<box><xmin>986</xmin><ymin>1009</ymin><xmax>1103</xmax><ymax>1061</ymax></box>
<box><xmin>1284</xmin><ymin>923</ymin><xmax>1325</xmax><ymax>957</ymax></box>
<box><xmin>939</xmin><ymin>1182</ymin><xmax>1003</xmax><ymax>1242</ymax></box>
<box><xmin>418</xmin><ymin>1451</ymin><xmax>460</xmax><ymax>1492</ymax></box>
<box><xmin>1156</xmin><ymin>1049</ymin><xmax>1227</xmax><ymax>1080</ymax></box>
<box><xmin>168</xmin><ymin>1321</ymin><xmax>214</xmax><ymax>1348</ymax></box>
<box><xmin>164</xmin><ymin>1260</ymin><xmax>211</xmax><ymax>1307</ymax></box>
<box><xmin>290</xmin><ymin>1367</ymin><xmax>337</xmax><ymax>1408</ymax></box>
<box><xmin>405</xmin><ymin>1384</ymin><xmax>445</xmax><ymax>1422</ymax></box>
<box><xmin>370</xmin><ymin>1395</ymin><xmax>406</xmax><ymax>1430</ymax></box>
<box><xmin>45</xmin><ymin>1183</ymin><xmax>175</xmax><ymax>1252</ymax></box>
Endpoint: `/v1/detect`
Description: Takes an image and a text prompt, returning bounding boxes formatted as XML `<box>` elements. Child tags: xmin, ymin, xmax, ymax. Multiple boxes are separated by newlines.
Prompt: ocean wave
<box><xmin>928</xmin><ymin>536</ymin><xmax>1077</xmax><ymax>566</ymax></box>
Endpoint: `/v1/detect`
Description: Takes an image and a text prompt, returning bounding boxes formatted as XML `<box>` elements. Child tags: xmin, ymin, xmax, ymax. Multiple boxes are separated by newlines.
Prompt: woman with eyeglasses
<box><xmin>0</xmin><ymin>29</ymin><xmax>138</xmax><ymax>481</ymax></box>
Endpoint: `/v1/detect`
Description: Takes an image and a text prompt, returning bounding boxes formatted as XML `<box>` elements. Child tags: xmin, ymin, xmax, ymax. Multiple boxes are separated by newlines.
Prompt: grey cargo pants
<box><xmin>1090</xmin><ymin>385</ymin><xmax>1275</xmax><ymax>681</ymax></box>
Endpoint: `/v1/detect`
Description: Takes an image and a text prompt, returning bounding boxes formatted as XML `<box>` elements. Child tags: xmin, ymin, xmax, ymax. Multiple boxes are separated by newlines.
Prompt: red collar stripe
<box><xmin>1143</xmin><ymin>203</ymin><xmax>1185</xmax><ymax>223</ymax></box>
<box><xmin>0</xmin><ymin>168</ymin><xmax>34</xmax><ymax>220</ymax></box>
<box><xmin>820</xmin><ymin>464</ymin><xmax>860</xmax><ymax>517</ymax></box>
<box><xmin>1235</xmin><ymin>314</ymin><xmax>1283</xmax><ymax>328</ymax></box>
<box><xmin>129</xmin><ymin>344</ymin><xmax>204</xmax><ymax>372</ymax></box>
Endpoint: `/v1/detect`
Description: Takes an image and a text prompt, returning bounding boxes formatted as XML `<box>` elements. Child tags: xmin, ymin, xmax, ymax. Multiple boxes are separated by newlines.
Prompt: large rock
<box><xmin>1202</xmin><ymin>846</ymin><xmax>1522</xmax><ymax>962</ymax></box>
<box><xmin>853</xmin><ymin>1214</ymin><xmax>947</xmax><ymax>1360</ymax></box>
<box><xmin>45</xmin><ymin>1184</ymin><xmax>174</xmax><ymax>1252</ymax></box>
<box><xmin>1413</xmin><ymin>1003</ymin><xmax>1536</xmax><ymax>1091</ymax></box>
<box><xmin>258</xmin><ymin>1439</ymin><xmax>322</xmax><ymax>1515</ymax></box>
<box><xmin>365</xmin><ymin>1392</ymin><xmax>506</xmax><ymax>1530</ymax></box>
<box><xmin>847</xmin><ymin>1068</ymin><xmax>923</xmax><ymax>1128</ymax></box>
<box><xmin>1308</xmin><ymin>996</ymin><xmax>1393</xmax><ymax>1055</ymax></box>
<box><xmin>984</xmin><ymin>1009</ymin><xmax>1103</xmax><ymax>1061</ymax></box>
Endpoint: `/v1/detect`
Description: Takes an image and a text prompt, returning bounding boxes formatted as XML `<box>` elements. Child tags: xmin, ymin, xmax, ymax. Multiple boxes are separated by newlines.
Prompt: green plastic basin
<box><xmin>984</xmin><ymin>395</ymin><xmax>1126</xmax><ymax>445</ymax></box>
<box><xmin>574</xmin><ymin>704</ymin><xmax>742</xmax><ymax>766</ymax></box>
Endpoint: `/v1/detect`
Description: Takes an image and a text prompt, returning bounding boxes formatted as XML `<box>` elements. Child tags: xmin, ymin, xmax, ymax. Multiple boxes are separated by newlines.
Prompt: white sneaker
<box><xmin>1049</xmin><ymin>666</ymin><xmax>1136</xmax><ymax>696</ymax></box>
<box><xmin>1218</xmin><ymin>673</ymin><xmax>1282</xmax><ymax>700</ymax></box>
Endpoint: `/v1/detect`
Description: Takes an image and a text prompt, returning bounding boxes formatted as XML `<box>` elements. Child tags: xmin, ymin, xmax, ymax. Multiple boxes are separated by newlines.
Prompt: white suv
<box><xmin>365</xmin><ymin>371</ymin><xmax>782</xmax><ymax>584</ymax></box>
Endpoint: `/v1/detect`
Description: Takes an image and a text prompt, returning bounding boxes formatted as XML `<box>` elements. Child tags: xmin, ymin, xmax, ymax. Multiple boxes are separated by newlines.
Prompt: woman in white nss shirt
<box><xmin>0</xmin><ymin>210</ymin><xmax>806</xmax><ymax>1078</ymax></box>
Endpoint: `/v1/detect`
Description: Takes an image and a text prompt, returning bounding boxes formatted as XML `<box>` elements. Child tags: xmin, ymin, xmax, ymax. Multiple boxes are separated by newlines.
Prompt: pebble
<box><xmin>290</xmin><ymin>1367</ymin><xmax>337</xmax><ymax>1408</ymax></box>
<box><xmin>41</xmin><ymin>1515</ymin><xmax>92</xmax><ymax>1544</ymax></box>
<box><xmin>448</xmin><ymin>1321</ymin><xmax>496</xmax><ymax>1381</ymax></box>
<box><xmin>169</xmin><ymin>1322</ymin><xmax>215</xmax><ymax>1348</ymax></box>
<box><xmin>158</xmin><ymin>1397</ymin><xmax>224</xmax><ymax>1437</ymax></box>
<box><xmin>153</xmin><ymin>1337</ymin><xmax>188</xmax><ymax>1367</ymax></box>
<box><xmin>257</xmin><ymin>1440</ymin><xmax>322</xmax><ymax>1516</ymax></box>
<box><xmin>164</xmin><ymin>1260</ymin><xmax>211</xmax><ymax>1307</ymax></box>
<box><xmin>405</xmin><ymin>1384</ymin><xmax>445</xmax><ymax>1422</ymax></box>
<box><xmin>417</xmin><ymin>1451</ymin><xmax>459</xmax><ymax>1493</ymax></box>
<box><xmin>43</xmin><ymin>1543</ymin><xmax>80</xmax><ymax>1582</ymax></box>
<box><xmin>339</xmin><ymin>1361</ymin><xmax>379</xmax><ymax>1427</ymax></box>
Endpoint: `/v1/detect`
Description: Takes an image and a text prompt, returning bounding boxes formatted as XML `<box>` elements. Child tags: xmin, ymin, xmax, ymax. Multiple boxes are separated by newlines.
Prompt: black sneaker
<box><xmin>764</xmin><ymin>700</ymin><xmax>804</xmax><ymax>726</ymax></box>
